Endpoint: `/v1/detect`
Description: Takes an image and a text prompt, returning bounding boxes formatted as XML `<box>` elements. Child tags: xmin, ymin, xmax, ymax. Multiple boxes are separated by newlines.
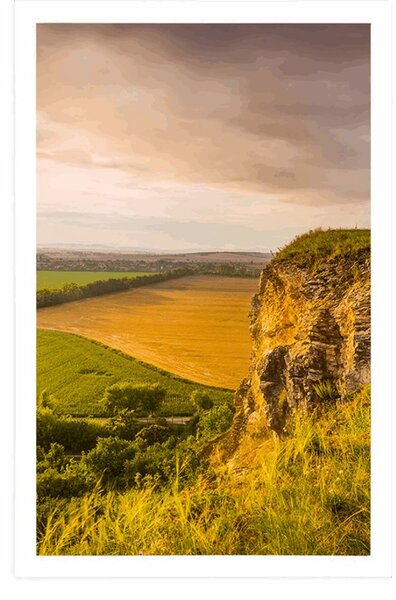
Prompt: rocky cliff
<box><xmin>222</xmin><ymin>230</ymin><xmax>370</xmax><ymax>459</ymax></box>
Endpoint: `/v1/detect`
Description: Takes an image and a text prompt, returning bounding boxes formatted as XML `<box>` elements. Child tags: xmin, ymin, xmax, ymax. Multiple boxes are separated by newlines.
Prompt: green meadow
<box><xmin>37</xmin><ymin>271</ymin><xmax>154</xmax><ymax>290</ymax></box>
<box><xmin>37</xmin><ymin>329</ymin><xmax>232</xmax><ymax>417</ymax></box>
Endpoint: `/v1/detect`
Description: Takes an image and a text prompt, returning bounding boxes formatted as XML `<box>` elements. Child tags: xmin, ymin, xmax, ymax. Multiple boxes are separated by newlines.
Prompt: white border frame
<box><xmin>14</xmin><ymin>0</ymin><xmax>392</xmax><ymax>579</ymax></box>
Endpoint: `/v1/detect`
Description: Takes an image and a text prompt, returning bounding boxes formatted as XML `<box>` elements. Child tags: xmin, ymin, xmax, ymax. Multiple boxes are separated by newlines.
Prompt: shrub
<box><xmin>191</xmin><ymin>390</ymin><xmax>214</xmax><ymax>411</ymax></box>
<box><xmin>102</xmin><ymin>383</ymin><xmax>166</xmax><ymax>416</ymax></box>
<box><xmin>82</xmin><ymin>436</ymin><xmax>139</xmax><ymax>484</ymax></box>
<box><xmin>106</xmin><ymin>409</ymin><xmax>140</xmax><ymax>440</ymax></box>
<box><xmin>197</xmin><ymin>402</ymin><xmax>234</xmax><ymax>440</ymax></box>
<box><xmin>37</xmin><ymin>465</ymin><xmax>91</xmax><ymax>499</ymax></box>
<box><xmin>135</xmin><ymin>424</ymin><xmax>171</xmax><ymax>446</ymax></box>
<box><xmin>37</xmin><ymin>443</ymin><xmax>68</xmax><ymax>473</ymax></box>
<box><xmin>124</xmin><ymin>443</ymin><xmax>175</xmax><ymax>485</ymax></box>
<box><xmin>37</xmin><ymin>408</ymin><xmax>109</xmax><ymax>453</ymax></box>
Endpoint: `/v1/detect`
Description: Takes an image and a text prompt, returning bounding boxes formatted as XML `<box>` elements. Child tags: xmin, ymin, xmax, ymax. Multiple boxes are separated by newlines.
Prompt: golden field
<box><xmin>37</xmin><ymin>276</ymin><xmax>258</xmax><ymax>389</ymax></box>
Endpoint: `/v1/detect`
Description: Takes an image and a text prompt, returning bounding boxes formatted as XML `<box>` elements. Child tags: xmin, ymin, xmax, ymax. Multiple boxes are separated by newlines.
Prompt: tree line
<box><xmin>37</xmin><ymin>265</ymin><xmax>261</xmax><ymax>309</ymax></box>
<box><xmin>36</xmin><ymin>269</ymin><xmax>194</xmax><ymax>309</ymax></box>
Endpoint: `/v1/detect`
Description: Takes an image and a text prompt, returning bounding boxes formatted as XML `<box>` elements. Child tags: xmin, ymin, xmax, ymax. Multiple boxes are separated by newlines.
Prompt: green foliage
<box><xmin>197</xmin><ymin>402</ymin><xmax>235</xmax><ymax>440</ymax></box>
<box><xmin>35</xmin><ymin>399</ymin><xmax>234</xmax><ymax>505</ymax></box>
<box><xmin>37</xmin><ymin>443</ymin><xmax>69</xmax><ymax>473</ymax></box>
<box><xmin>82</xmin><ymin>437</ymin><xmax>139</xmax><ymax>484</ymax></box>
<box><xmin>78</xmin><ymin>433</ymin><xmax>200</xmax><ymax>490</ymax></box>
<box><xmin>37</xmin><ymin>271</ymin><xmax>154</xmax><ymax>291</ymax></box>
<box><xmin>37</xmin><ymin>405</ymin><xmax>109</xmax><ymax>453</ymax></box>
<box><xmin>190</xmin><ymin>390</ymin><xmax>214</xmax><ymax>411</ymax></box>
<box><xmin>105</xmin><ymin>409</ymin><xmax>140</xmax><ymax>440</ymax></box>
<box><xmin>123</xmin><ymin>442</ymin><xmax>176</xmax><ymax>486</ymax></box>
<box><xmin>313</xmin><ymin>380</ymin><xmax>340</xmax><ymax>403</ymax></box>
<box><xmin>274</xmin><ymin>228</ymin><xmax>370</xmax><ymax>267</ymax></box>
<box><xmin>37</xmin><ymin>329</ymin><xmax>232</xmax><ymax>417</ymax></box>
<box><xmin>135</xmin><ymin>424</ymin><xmax>171</xmax><ymax>446</ymax></box>
<box><xmin>37</xmin><ymin>387</ymin><xmax>370</xmax><ymax>556</ymax></box>
<box><xmin>37</xmin><ymin>464</ymin><xmax>92</xmax><ymax>499</ymax></box>
<box><xmin>37</xmin><ymin>269</ymin><xmax>194</xmax><ymax>308</ymax></box>
<box><xmin>102</xmin><ymin>383</ymin><xmax>166</xmax><ymax>416</ymax></box>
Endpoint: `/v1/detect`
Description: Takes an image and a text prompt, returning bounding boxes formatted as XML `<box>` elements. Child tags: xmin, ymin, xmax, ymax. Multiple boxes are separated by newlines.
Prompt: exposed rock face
<box><xmin>226</xmin><ymin>249</ymin><xmax>370</xmax><ymax>451</ymax></box>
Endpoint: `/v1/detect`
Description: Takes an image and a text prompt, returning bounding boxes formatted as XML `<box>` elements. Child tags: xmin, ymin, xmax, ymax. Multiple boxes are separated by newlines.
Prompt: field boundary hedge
<box><xmin>37</xmin><ymin>269</ymin><xmax>194</xmax><ymax>309</ymax></box>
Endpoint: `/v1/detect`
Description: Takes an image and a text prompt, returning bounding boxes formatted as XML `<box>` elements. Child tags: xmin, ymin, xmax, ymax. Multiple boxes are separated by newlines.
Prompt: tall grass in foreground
<box><xmin>38</xmin><ymin>387</ymin><xmax>370</xmax><ymax>556</ymax></box>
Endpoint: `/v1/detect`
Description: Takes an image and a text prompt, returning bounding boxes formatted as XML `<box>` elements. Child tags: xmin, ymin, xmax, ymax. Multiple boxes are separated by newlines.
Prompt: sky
<box><xmin>37</xmin><ymin>24</ymin><xmax>370</xmax><ymax>252</ymax></box>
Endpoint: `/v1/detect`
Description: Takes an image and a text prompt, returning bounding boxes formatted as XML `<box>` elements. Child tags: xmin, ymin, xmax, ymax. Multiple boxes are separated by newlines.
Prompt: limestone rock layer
<box><xmin>228</xmin><ymin>249</ymin><xmax>370</xmax><ymax>448</ymax></box>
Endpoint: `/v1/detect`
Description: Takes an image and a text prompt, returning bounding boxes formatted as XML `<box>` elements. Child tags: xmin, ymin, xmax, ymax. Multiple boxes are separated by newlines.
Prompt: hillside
<box><xmin>37</xmin><ymin>329</ymin><xmax>232</xmax><ymax>416</ymax></box>
<box><xmin>38</xmin><ymin>386</ymin><xmax>370</xmax><ymax>555</ymax></box>
<box><xmin>221</xmin><ymin>228</ymin><xmax>370</xmax><ymax>460</ymax></box>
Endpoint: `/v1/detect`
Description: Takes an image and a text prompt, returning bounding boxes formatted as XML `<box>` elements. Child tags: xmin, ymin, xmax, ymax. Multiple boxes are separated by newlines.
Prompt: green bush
<box><xmin>37</xmin><ymin>465</ymin><xmax>91</xmax><ymax>499</ymax></box>
<box><xmin>37</xmin><ymin>443</ymin><xmax>69</xmax><ymax>473</ymax></box>
<box><xmin>198</xmin><ymin>402</ymin><xmax>234</xmax><ymax>440</ymax></box>
<box><xmin>102</xmin><ymin>383</ymin><xmax>166</xmax><ymax>416</ymax></box>
<box><xmin>106</xmin><ymin>409</ymin><xmax>140</xmax><ymax>440</ymax></box>
<box><xmin>191</xmin><ymin>390</ymin><xmax>214</xmax><ymax>411</ymax></box>
<box><xmin>82</xmin><ymin>436</ymin><xmax>140</xmax><ymax>484</ymax></box>
<box><xmin>37</xmin><ymin>408</ymin><xmax>109</xmax><ymax>453</ymax></box>
<box><xmin>124</xmin><ymin>443</ymin><xmax>175</xmax><ymax>485</ymax></box>
<box><xmin>135</xmin><ymin>424</ymin><xmax>171</xmax><ymax>446</ymax></box>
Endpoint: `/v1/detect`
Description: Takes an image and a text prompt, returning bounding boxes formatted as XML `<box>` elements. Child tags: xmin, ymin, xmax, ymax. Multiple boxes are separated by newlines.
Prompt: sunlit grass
<box><xmin>37</xmin><ymin>329</ymin><xmax>232</xmax><ymax>417</ymax></box>
<box><xmin>37</xmin><ymin>271</ymin><xmax>154</xmax><ymax>290</ymax></box>
<box><xmin>274</xmin><ymin>228</ymin><xmax>370</xmax><ymax>267</ymax></box>
<box><xmin>38</xmin><ymin>386</ymin><xmax>370</xmax><ymax>556</ymax></box>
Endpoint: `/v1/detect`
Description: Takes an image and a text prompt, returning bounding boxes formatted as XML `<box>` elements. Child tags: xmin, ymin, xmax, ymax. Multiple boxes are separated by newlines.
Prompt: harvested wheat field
<box><xmin>37</xmin><ymin>276</ymin><xmax>258</xmax><ymax>389</ymax></box>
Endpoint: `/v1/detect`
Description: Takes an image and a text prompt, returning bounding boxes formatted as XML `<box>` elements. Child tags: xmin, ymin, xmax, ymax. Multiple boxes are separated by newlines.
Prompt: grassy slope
<box><xmin>37</xmin><ymin>329</ymin><xmax>231</xmax><ymax>417</ymax></box>
<box><xmin>38</xmin><ymin>387</ymin><xmax>370</xmax><ymax>556</ymax></box>
<box><xmin>274</xmin><ymin>228</ymin><xmax>370</xmax><ymax>266</ymax></box>
<box><xmin>37</xmin><ymin>271</ymin><xmax>154</xmax><ymax>290</ymax></box>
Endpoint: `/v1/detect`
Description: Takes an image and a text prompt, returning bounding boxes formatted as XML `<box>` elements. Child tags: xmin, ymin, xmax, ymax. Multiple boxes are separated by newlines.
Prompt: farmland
<box><xmin>37</xmin><ymin>329</ymin><xmax>232</xmax><ymax>417</ymax></box>
<box><xmin>37</xmin><ymin>248</ymin><xmax>270</xmax><ymax>275</ymax></box>
<box><xmin>37</xmin><ymin>271</ymin><xmax>153</xmax><ymax>290</ymax></box>
<box><xmin>37</xmin><ymin>275</ymin><xmax>258</xmax><ymax>389</ymax></box>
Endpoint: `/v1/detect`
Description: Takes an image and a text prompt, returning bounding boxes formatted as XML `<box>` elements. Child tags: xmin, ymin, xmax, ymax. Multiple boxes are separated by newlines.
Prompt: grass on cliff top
<box><xmin>38</xmin><ymin>386</ymin><xmax>370</xmax><ymax>556</ymax></box>
<box><xmin>274</xmin><ymin>228</ymin><xmax>370</xmax><ymax>267</ymax></box>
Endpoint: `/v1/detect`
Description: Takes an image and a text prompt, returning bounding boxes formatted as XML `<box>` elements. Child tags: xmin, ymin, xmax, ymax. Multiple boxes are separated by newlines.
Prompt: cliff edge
<box><xmin>222</xmin><ymin>229</ymin><xmax>370</xmax><ymax>459</ymax></box>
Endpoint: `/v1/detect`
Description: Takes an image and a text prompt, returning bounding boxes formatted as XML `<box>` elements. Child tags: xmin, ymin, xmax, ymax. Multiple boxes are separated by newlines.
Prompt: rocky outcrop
<box><xmin>223</xmin><ymin>246</ymin><xmax>370</xmax><ymax>455</ymax></box>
